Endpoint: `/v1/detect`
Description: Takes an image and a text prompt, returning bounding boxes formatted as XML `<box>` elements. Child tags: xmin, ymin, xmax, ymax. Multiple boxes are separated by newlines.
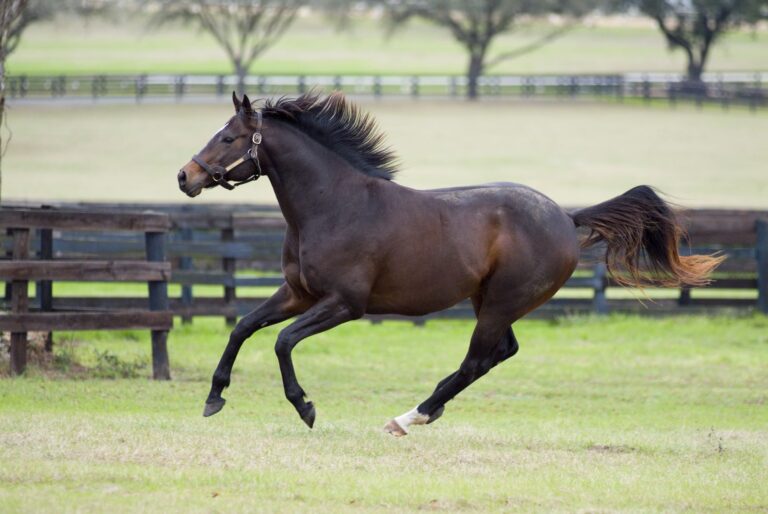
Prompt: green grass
<box><xmin>3</xmin><ymin>100</ymin><xmax>767</xmax><ymax>207</ymax></box>
<box><xmin>7</xmin><ymin>16</ymin><xmax>768</xmax><ymax>76</ymax></box>
<box><xmin>1</xmin><ymin>315</ymin><xmax>766</xmax><ymax>512</ymax></box>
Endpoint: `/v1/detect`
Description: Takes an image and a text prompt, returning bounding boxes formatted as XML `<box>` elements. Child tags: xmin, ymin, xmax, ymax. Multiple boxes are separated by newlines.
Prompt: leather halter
<box><xmin>191</xmin><ymin>110</ymin><xmax>263</xmax><ymax>190</ymax></box>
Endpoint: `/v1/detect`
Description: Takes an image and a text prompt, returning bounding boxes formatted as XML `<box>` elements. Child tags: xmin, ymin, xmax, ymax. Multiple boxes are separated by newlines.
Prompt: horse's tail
<box><xmin>571</xmin><ymin>185</ymin><xmax>724</xmax><ymax>288</ymax></box>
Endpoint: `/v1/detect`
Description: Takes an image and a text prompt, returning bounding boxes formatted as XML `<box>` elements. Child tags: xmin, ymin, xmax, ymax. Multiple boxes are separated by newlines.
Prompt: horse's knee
<box><xmin>274</xmin><ymin>331</ymin><xmax>293</xmax><ymax>359</ymax></box>
<box><xmin>230</xmin><ymin>317</ymin><xmax>258</xmax><ymax>342</ymax></box>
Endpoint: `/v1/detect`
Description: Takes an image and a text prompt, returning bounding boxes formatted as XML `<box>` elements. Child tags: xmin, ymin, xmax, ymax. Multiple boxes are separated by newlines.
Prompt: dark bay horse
<box><xmin>177</xmin><ymin>92</ymin><xmax>723</xmax><ymax>436</ymax></box>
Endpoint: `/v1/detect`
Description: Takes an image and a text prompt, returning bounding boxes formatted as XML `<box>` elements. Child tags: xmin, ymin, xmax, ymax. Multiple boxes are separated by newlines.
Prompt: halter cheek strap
<box><xmin>192</xmin><ymin>111</ymin><xmax>263</xmax><ymax>191</ymax></box>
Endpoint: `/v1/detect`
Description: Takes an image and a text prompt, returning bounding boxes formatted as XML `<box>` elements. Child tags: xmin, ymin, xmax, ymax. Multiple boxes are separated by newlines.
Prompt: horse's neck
<box><xmin>263</xmin><ymin>122</ymin><xmax>374</xmax><ymax>229</ymax></box>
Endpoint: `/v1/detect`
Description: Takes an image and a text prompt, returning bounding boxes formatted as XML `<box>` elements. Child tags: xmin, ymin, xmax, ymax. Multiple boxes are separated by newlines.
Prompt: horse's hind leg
<box><xmin>424</xmin><ymin>294</ymin><xmax>519</xmax><ymax>425</ymax></box>
<box><xmin>425</xmin><ymin>327</ymin><xmax>519</xmax><ymax>425</ymax></box>
<box><xmin>204</xmin><ymin>284</ymin><xmax>310</xmax><ymax>417</ymax></box>
<box><xmin>385</xmin><ymin>309</ymin><xmax>513</xmax><ymax>436</ymax></box>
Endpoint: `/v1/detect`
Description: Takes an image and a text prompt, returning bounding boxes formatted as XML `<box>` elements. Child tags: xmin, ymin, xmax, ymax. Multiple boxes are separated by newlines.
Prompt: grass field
<box><xmin>8</xmin><ymin>16</ymin><xmax>768</xmax><ymax>77</ymax></box>
<box><xmin>3</xmin><ymin>99</ymin><xmax>767</xmax><ymax>207</ymax></box>
<box><xmin>0</xmin><ymin>315</ymin><xmax>766</xmax><ymax>512</ymax></box>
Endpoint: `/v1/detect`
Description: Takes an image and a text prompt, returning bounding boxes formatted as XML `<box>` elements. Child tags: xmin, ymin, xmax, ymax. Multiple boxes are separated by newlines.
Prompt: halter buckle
<box><xmin>252</xmin><ymin>133</ymin><xmax>262</xmax><ymax>145</ymax></box>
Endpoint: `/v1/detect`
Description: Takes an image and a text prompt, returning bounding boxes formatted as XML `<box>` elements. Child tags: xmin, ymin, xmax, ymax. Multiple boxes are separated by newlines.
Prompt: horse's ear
<box><xmin>242</xmin><ymin>94</ymin><xmax>253</xmax><ymax>114</ymax></box>
<box><xmin>232</xmin><ymin>91</ymin><xmax>242</xmax><ymax>113</ymax></box>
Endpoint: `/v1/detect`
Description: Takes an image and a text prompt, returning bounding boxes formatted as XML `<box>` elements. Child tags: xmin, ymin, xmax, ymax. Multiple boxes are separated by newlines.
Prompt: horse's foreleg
<box><xmin>204</xmin><ymin>284</ymin><xmax>309</xmax><ymax>417</ymax></box>
<box><xmin>385</xmin><ymin>315</ymin><xmax>511</xmax><ymax>436</ymax></box>
<box><xmin>274</xmin><ymin>296</ymin><xmax>357</xmax><ymax>428</ymax></box>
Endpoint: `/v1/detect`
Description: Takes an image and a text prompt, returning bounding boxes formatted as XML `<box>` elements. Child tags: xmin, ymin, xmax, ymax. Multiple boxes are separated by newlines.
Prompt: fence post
<box><xmin>4</xmin><ymin>228</ymin><xmax>11</xmax><ymax>304</ymax></box>
<box><xmin>373</xmin><ymin>75</ymin><xmax>382</xmax><ymax>98</ymax></box>
<box><xmin>411</xmin><ymin>76</ymin><xmax>419</xmax><ymax>98</ymax></box>
<box><xmin>145</xmin><ymin>231</ymin><xmax>171</xmax><ymax>380</ymax></box>
<box><xmin>757</xmin><ymin>219</ymin><xmax>768</xmax><ymax>314</ymax></box>
<box><xmin>222</xmin><ymin>225</ymin><xmax>237</xmax><ymax>326</ymax></box>
<box><xmin>179</xmin><ymin>227</ymin><xmax>193</xmax><ymax>324</ymax></box>
<box><xmin>10</xmin><ymin>228</ymin><xmax>30</xmax><ymax>375</ymax></box>
<box><xmin>298</xmin><ymin>75</ymin><xmax>306</xmax><ymax>94</ymax></box>
<box><xmin>592</xmin><ymin>263</ymin><xmax>608</xmax><ymax>315</ymax></box>
<box><xmin>37</xmin><ymin>227</ymin><xmax>54</xmax><ymax>351</ymax></box>
<box><xmin>216</xmin><ymin>75</ymin><xmax>225</xmax><ymax>96</ymax></box>
<box><xmin>174</xmin><ymin>75</ymin><xmax>185</xmax><ymax>101</ymax></box>
<box><xmin>135</xmin><ymin>74</ymin><xmax>147</xmax><ymax>103</ymax></box>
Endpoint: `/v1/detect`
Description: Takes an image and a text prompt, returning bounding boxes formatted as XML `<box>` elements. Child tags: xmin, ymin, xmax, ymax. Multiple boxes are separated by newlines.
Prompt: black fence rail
<box><xmin>7</xmin><ymin>72</ymin><xmax>767</xmax><ymax>109</ymax></box>
<box><xmin>2</xmin><ymin>202</ymin><xmax>766</xmax><ymax>326</ymax></box>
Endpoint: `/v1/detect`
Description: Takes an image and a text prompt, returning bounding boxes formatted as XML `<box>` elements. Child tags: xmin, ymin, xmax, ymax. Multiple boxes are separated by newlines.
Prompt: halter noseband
<box><xmin>191</xmin><ymin>110</ymin><xmax>263</xmax><ymax>191</ymax></box>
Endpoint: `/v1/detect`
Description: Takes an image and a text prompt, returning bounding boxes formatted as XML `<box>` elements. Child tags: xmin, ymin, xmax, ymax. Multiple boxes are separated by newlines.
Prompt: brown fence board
<box><xmin>0</xmin><ymin>311</ymin><xmax>172</xmax><ymax>331</ymax></box>
<box><xmin>0</xmin><ymin>260</ymin><xmax>171</xmax><ymax>281</ymax></box>
<box><xmin>0</xmin><ymin>209</ymin><xmax>171</xmax><ymax>232</ymax></box>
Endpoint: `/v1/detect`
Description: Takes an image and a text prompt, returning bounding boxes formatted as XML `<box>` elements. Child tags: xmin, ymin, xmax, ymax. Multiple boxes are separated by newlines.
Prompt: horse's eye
<box><xmin>222</xmin><ymin>136</ymin><xmax>235</xmax><ymax>144</ymax></box>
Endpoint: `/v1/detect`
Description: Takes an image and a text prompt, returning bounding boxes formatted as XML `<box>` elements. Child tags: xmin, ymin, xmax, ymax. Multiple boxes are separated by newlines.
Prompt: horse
<box><xmin>177</xmin><ymin>92</ymin><xmax>723</xmax><ymax>436</ymax></box>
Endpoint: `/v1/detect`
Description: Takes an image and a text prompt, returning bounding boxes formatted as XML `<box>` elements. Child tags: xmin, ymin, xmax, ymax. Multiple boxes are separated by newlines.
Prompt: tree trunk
<box><xmin>466</xmin><ymin>52</ymin><xmax>484</xmax><ymax>100</ymax></box>
<box><xmin>686</xmin><ymin>58</ymin><xmax>704</xmax><ymax>83</ymax></box>
<box><xmin>683</xmin><ymin>50</ymin><xmax>708</xmax><ymax>97</ymax></box>
<box><xmin>234</xmin><ymin>62</ymin><xmax>247</xmax><ymax>97</ymax></box>
<box><xmin>0</xmin><ymin>58</ymin><xmax>5</xmax><ymax>201</ymax></box>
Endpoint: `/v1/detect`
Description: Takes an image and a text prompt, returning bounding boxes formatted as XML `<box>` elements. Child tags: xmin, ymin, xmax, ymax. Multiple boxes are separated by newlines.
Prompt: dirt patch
<box><xmin>0</xmin><ymin>332</ymin><xmax>89</xmax><ymax>378</ymax></box>
<box><xmin>586</xmin><ymin>444</ymin><xmax>637</xmax><ymax>454</ymax></box>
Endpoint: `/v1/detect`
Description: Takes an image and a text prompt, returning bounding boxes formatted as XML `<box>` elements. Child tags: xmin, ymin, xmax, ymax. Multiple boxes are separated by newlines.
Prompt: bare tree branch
<box><xmin>485</xmin><ymin>22</ymin><xmax>575</xmax><ymax>69</ymax></box>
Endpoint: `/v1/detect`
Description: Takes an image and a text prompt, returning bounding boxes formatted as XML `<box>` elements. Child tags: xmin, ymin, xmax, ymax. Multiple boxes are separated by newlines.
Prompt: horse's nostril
<box><xmin>178</xmin><ymin>170</ymin><xmax>187</xmax><ymax>185</ymax></box>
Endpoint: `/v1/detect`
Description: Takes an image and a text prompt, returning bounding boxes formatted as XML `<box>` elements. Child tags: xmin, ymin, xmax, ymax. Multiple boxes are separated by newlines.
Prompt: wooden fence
<box><xmin>7</xmin><ymin>72</ymin><xmax>767</xmax><ymax>109</ymax></box>
<box><xmin>2</xmin><ymin>203</ymin><xmax>766</xmax><ymax>330</ymax></box>
<box><xmin>0</xmin><ymin>208</ymin><xmax>173</xmax><ymax>378</ymax></box>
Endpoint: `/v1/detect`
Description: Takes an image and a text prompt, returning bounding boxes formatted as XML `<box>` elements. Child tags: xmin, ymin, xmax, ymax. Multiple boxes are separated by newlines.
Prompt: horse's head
<box><xmin>178</xmin><ymin>92</ymin><xmax>264</xmax><ymax>197</ymax></box>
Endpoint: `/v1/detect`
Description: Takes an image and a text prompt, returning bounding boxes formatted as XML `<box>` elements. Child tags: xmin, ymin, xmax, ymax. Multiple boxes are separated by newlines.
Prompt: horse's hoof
<box><xmin>300</xmin><ymin>402</ymin><xmax>316</xmax><ymax>429</ymax></box>
<box><xmin>426</xmin><ymin>405</ymin><xmax>445</xmax><ymax>424</ymax></box>
<box><xmin>203</xmin><ymin>398</ymin><xmax>226</xmax><ymax>417</ymax></box>
<box><xmin>384</xmin><ymin>419</ymin><xmax>408</xmax><ymax>437</ymax></box>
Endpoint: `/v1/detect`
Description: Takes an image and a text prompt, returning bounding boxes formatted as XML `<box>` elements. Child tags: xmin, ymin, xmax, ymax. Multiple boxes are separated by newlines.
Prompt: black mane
<box><xmin>262</xmin><ymin>92</ymin><xmax>399</xmax><ymax>180</ymax></box>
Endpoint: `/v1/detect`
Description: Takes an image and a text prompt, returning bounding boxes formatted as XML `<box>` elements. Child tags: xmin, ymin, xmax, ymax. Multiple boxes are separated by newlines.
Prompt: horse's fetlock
<box><xmin>284</xmin><ymin>385</ymin><xmax>304</xmax><ymax>403</ymax></box>
<box><xmin>212</xmin><ymin>370</ymin><xmax>230</xmax><ymax>389</ymax></box>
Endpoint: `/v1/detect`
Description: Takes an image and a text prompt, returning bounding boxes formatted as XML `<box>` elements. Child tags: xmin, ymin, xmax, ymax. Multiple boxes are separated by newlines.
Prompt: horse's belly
<box><xmin>365</xmin><ymin>269</ymin><xmax>478</xmax><ymax>316</ymax></box>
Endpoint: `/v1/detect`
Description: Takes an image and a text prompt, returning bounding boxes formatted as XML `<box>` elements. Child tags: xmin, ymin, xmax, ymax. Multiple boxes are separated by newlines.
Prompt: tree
<box><xmin>629</xmin><ymin>0</ymin><xmax>768</xmax><ymax>83</ymax></box>
<box><xmin>0</xmin><ymin>0</ymin><xmax>35</xmax><ymax>201</ymax></box>
<box><xmin>386</xmin><ymin>0</ymin><xmax>593</xmax><ymax>99</ymax></box>
<box><xmin>151</xmin><ymin>0</ymin><xmax>307</xmax><ymax>96</ymax></box>
<box><xmin>0</xmin><ymin>0</ymin><xmax>111</xmax><ymax>200</ymax></box>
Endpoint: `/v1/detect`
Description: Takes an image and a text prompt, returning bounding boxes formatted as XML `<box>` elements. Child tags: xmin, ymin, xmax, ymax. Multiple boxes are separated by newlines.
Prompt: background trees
<box><xmin>385</xmin><ymin>0</ymin><xmax>595</xmax><ymax>99</ymax></box>
<box><xmin>151</xmin><ymin>0</ymin><xmax>307</xmax><ymax>96</ymax></box>
<box><xmin>1</xmin><ymin>0</ymin><xmax>34</xmax><ymax>200</ymax></box>
<box><xmin>627</xmin><ymin>0</ymin><xmax>768</xmax><ymax>83</ymax></box>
